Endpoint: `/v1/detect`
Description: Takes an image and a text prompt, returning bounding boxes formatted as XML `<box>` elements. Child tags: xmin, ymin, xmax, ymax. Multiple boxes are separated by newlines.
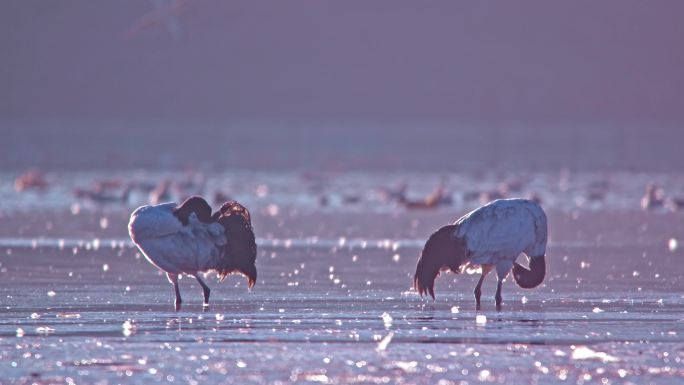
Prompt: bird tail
<box><xmin>214</xmin><ymin>201</ymin><xmax>257</xmax><ymax>288</ymax></box>
<box><xmin>512</xmin><ymin>256</ymin><xmax>545</xmax><ymax>289</ymax></box>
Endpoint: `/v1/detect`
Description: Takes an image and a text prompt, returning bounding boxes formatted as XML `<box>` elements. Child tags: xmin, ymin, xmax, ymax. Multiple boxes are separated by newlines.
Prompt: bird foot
<box><xmin>174</xmin><ymin>301</ymin><xmax>182</xmax><ymax>312</ymax></box>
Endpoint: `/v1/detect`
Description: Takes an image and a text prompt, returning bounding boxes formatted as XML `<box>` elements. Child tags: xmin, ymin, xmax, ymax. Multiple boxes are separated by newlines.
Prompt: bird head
<box><xmin>414</xmin><ymin>224</ymin><xmax>464</xmax><ymax>299</ymax></box>
<box><xmin>512</xmin><ymin>256</ymin><xmax>546</xmax><ymax>289</ymax></box>
<box><xmin>173</xmin><ymin>196</ymin><xmax>213</xmax><ymax>225</ymax></box>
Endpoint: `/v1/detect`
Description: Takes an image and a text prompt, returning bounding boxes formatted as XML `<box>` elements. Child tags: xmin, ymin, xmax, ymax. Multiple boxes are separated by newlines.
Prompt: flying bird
<box><xmin>128</xmin><ymin>196</ymin><xmax>257</xmax><ymax>310</ymax></box>
<box><xmin>414</xmin><ymin>198</ymin><xmax>547</xmax><ymax>310</ymax></box>
<box><xmin>124</xmin><ymin>0</ymin><xmax>189</xmax><ymax>40</ymax></box>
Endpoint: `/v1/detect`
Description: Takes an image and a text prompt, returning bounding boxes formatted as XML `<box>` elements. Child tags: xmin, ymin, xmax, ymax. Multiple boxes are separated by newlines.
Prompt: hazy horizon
<box><xmin>2</xmin><ymin>1</ymin><xmax>683</xmax><ymax>171</ymax></box>
<box><xmin>2</xmin><ymin>1</ymin><xmax>683</xmax><ymax>123</ymax></box>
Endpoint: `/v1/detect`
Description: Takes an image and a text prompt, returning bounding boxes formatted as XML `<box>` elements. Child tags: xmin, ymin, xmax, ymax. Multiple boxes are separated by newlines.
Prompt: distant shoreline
<box><xmin>2</xmin><ymin>120</ymin><xmax>682</xmax><ymax>173</ymax></box>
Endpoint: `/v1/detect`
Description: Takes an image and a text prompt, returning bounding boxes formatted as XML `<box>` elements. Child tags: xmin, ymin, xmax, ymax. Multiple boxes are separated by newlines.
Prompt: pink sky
<box><xmin>2</xmin><ymin>1</ymin><xmax>683</xmax><ymax>123</ymax></box>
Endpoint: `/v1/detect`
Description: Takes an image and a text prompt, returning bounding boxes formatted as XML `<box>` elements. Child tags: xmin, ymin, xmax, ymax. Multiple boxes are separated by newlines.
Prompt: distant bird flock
<box><xmin>13</xmin><ymin>168</ymin><xmax>683</xmax><ymax>213</ymax></box>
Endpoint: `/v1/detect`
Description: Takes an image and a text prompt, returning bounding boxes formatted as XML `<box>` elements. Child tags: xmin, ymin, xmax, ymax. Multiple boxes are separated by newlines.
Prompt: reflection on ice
<box><xmin>571</xmin><ymin>346</ymin><xmax>619</xmax><ymax>363</ymax></box>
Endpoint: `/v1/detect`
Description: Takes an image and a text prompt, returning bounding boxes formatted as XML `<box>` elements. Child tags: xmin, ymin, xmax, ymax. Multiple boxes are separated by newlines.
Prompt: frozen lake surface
<box><xmin>1</xmin><ymin>170</ymin><xmax>684</xmax><ymax>384</ymax></box>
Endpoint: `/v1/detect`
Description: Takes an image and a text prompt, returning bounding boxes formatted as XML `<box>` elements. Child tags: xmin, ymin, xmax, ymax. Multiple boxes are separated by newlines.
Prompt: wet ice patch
<box><xmin>122</xmin><ymin>320</ymin><xmax>136</xmax><ymax>336</ymax></box>
<box><xmin>35</xmin><ymin>326</ymin><xmax>55</xmax><ymax>334</ymax></box>
<box><xmin>393</xmin><ymin>361</ymin><xmax>418</xmax><ymax>373</ymax></box>
<box><xmin>303</xmin><ymin>374</ymin><xmax>329</xmax><ymax>383</ymax></box>
<box><xmin>571</xmin><ymin>346</ymin><xmax>619</xmax><ymax>363</ymax></box>
<box><xmin>669</xmin><ymin>238</ymin><xmax>678</xmax><ymax>252</ymax></box>
<box><xmin>381</xmin><ymin>312</ymin><xmax>393</xmax><ymax>328</ymax></box>
<box><xmin>376</xmin><ymin>332</ymin><xmax>394</xmax><ymax>352</ymax></box>
<box><xmin>478</xmin><ymin>369</ymin><xmax>493</xmax><ymax>381</ymax></box>
<box><xmin>56</xmin><ymin>313</ymin><xmax>81</xmax><ymax>319</ymax></box>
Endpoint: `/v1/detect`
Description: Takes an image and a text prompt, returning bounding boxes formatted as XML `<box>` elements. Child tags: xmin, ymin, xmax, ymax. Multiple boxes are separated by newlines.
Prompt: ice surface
<box><xmin>1</xmin><ymin>170</ymin><xmax>684</xmax><ymax>384</ymax></box>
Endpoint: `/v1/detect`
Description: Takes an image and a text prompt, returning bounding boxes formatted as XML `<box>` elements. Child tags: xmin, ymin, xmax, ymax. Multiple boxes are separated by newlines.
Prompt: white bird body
<box><xmin>127</xmin><ymin>196</ymin><xmax>257</xmax><ymax>310</ymax></box>
<box><xmin>455</xmin><ymin>198</ymin><xmax>547</xmax><ymax>278</ymax></box>
<box><xmin>128</xmin><ymin>202</ymin><xmax>227</xmax><ymax>275</ymax></box>
<box><xmin>414</xmin><ymin>198</ymin><xmax>548</xmax><ymax>309</ymax></box>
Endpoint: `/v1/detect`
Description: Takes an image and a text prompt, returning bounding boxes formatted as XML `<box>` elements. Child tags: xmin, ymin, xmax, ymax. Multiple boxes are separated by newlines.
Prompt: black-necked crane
<box><xmin>128</xmin><ymin>196</ymin><xmax>257</xmax><ymax>310</ymax></box>
<box><xmin>414</xmin><ymin>198</ymin><xmax>547</xmax><ymax>310</ymax></box>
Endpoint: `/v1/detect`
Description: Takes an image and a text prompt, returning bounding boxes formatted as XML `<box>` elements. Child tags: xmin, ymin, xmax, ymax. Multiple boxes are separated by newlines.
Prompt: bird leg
<box><xmin>167</xmin><ymin>273</ymin><xmax>182</xmax><ymax>311</ymax></box>
<box><xmin>474</xmin><ymin>275</ymin><xmax>485</xmax><ymax>310</ymax></box>
<box><xmin>474</xmin><ymin>265</ymin><xmax>493</xmax><ymax>310</ymax></box>
<box><xmin>495</xmin><ymin>280</ymin><xmax>503</xmax><ymax>311</ymax></box>
<box><xmin>194</xmin><ymin>274</ymin><xmax>211</xmax><ymax>306</ymax></box>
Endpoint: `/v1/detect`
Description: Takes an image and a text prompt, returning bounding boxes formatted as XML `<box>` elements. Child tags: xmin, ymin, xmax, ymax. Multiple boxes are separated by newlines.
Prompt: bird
<box><xmin>213</xmin><ymin>190</ymin><xmax>232</xmax><ymax>206</ymax></box>
<box><xmin>414</xmin><ymin>198</ymin><xmax>547</xmax><ymax>310</ymax></box>
<box><xmin>74</xmin><ymin>184</ymin><xmax>132</xmax><ymax>204</ymax></box>
<box><xmin>640</xmin><ymin>184</ymin><xmax>665</xmax><ymax>210</ymax></box>
<box><xmin>128</xmin><ymin>196</ymin><xmax>257</xmax><ymax>310</ymax></box>
<box><xmin>478</xmin><ymin>188</ymin><xmax>506</xmax><ymax>205</ymax></box>
<box><xmin>502</xmin><ymin>178</ymin><xmax>525</xmax><ymax>193</ymax></box>
<box><xmin>398</xmin><ymin>180</ymin><xmax>452</xmax><ymax>210</ymax></box>
<box><xmin>526</xmin><ymin>191</ymin><xmax>543</xmax><ymax>205</ymax></box>
<box><xmin>149</xmin><ymin>180</ymin><xmax>173</xmax><ymax>205</ymax></box>
<box><xmin>378</xmin><ymin>182</ymin><xmax>408</xmax><ymax>203</ymax></box>
<box><xmin>666</xmin><ymin>197</ymin><xmax>684</xmax><ymax>212</ymax></box>
<box><xmin>586</xmin><ymin>179</ymin><xmax>610</xmax><ymax>203</ymax></box>
<box><xmin>124</xmin><ymin>0</ymin><xmax>189</xmax><ymax>40</ymax></box>
<box><xmin>14</xmin><ymin>169</ymin><xmax>48</xmax><ymax>192</ymax></box>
